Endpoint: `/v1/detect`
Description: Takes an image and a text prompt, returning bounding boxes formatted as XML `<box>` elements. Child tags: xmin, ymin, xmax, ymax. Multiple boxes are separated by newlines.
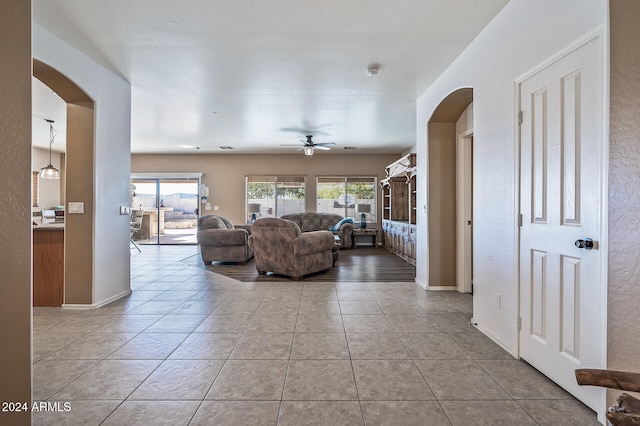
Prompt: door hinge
<box><xmin>518</xmin><ymin>213</ymin><xmax>523</xmax><ymax>227</ymax></box>
<box><xmin>518</xmin><ymin>111</ymin><xmax>523</xmax><ymax>125</ymax></box>
<box><xmin>517</xmin><ymin>317</ymin><xmax>522</xmax><ymax>331</ymax></box>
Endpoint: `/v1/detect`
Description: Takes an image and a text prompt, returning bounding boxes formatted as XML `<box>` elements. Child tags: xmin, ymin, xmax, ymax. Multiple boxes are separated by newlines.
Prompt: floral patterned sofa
<box><xmin>248</xmin><ymin>217</ymin><xmax>335</xmax><ymax>280</ymax></box>
<box><xmin>280</xmin><ymin>212</ymin><xmax>354</xmax><ymax>248</ymax></box>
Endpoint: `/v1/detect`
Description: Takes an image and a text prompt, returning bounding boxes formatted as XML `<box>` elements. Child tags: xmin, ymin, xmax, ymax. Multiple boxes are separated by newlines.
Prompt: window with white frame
<box><xmin>245</xmin><ymin>176</ymin><xmax>305</xmax><ymax>223</ymax></box>
<box><xmin>316</xmin><ymin>177</ymin><xmax>377</xmax><ymax>224</ymax></box>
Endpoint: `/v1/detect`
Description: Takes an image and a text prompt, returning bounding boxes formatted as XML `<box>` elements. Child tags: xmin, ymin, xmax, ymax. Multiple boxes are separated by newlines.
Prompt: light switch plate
<box><xmin>68</xmin><ymin>202</ymin><xmax>84</xmax><ymax>214</ymax></box>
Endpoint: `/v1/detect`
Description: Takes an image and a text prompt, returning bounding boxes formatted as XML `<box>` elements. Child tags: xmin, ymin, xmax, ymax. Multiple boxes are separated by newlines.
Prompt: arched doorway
<box><xmin>427</xmin><ymin>88</ymin><xmax>473</xmax><ymax>292</ymax></box>
<box><xmin>33</xmin><ymin>59</ymin><xmax>95</xmax><ymax>305</ymax></box>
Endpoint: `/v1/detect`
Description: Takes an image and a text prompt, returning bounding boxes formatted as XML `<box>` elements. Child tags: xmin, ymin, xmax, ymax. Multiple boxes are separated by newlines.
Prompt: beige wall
<box><xmin>0</xmin><ymin>1</ymin><xmax>32</xmax><ymax>424</ymax></box>
<box><xmin>428</xmin><ymin>123</ymin><xmax>457</xmax><ymax>287</ymax></box>
<box><xmin>64</xmin><ymin>102</ymin><xmax>94</xmax><ymax>304</ymax></box>
<box><xmin>131</xmin><ymin>153</ymin><xmax>400</xmax><ymax>226</ymax></box>
<box><xmin>608</xmin><ymin>0</ymin><xmax>640</xmax><ymax>405</ymax></box>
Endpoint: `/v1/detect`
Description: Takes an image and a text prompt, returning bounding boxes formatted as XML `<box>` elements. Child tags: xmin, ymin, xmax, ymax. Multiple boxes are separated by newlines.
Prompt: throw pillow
<box><xmin>330</xmin><ymin>217</ymin><xmax>353</xmax><ymax>232</ymax></box>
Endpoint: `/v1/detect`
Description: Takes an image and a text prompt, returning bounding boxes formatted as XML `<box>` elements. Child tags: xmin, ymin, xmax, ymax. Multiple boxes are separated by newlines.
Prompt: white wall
<box><xmin>416</xmin><ymin>0</ymin><xmax>606</xmax><ymax>353</ymax></box>
<box><xmin>33</xmin><ymin>24</ymin><xmax>132</xmax><ymax>306</ymax></box>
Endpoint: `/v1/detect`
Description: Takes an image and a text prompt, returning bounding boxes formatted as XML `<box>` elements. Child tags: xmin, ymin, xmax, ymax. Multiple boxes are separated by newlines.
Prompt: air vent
<box><xmin>219</xmin><ymin>146</ymin><xmax>234</xmax><ymax>150</ymax></box>
<box><xmin>343</xmin><ymin>146</ymin><xmax>356</xmax><ymax>150</ymax></box>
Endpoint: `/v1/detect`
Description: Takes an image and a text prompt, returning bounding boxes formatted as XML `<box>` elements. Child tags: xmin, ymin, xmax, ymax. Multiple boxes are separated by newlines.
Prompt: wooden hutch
<box><xmin>380</xmin><ymin>153</ymin><xmax>417</xmax><ymax>265</ymax></box>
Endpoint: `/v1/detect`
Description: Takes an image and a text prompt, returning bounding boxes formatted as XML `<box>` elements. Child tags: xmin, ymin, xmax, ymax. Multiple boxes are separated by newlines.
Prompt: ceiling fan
<box><xmin>281</xmin><ymin>135</ymin><xmax>336</xmax><ymax>156</ymax></box>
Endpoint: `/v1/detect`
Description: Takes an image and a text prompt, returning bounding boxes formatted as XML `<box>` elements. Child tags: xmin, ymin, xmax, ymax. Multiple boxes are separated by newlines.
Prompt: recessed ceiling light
<box><xmin>367</xmin><ymin>63</ymin><xmax>379</xmax><ymax>76</ymax></box>
<box><xmin>219</xmin><ymin>146</ymin><xmax>233</xmax><ymax>150</ymax></box>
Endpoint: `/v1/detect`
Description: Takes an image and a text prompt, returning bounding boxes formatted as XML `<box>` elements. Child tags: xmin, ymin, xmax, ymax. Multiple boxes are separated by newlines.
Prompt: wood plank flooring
<box><xmin>206</xmin><ymin>247</ymin><xmax>416</xmax><ymax>282</ymax></box>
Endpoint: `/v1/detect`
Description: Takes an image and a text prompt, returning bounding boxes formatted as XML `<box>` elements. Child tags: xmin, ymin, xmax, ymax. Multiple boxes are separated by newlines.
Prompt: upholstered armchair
<box><xmin>247</xmin><ymin>218</ymin><xmax>335</xmax><ymax>280</ymax></box>
<box><xmin>197</xmin><ymin>214</ymin><xmax>253</xmax><ymax>264</ymax></box>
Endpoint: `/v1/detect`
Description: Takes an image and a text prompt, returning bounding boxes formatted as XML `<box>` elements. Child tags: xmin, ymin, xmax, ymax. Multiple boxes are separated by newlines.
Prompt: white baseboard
<box><xmin>426</xmin><ymin>285</ymin><xmax>458</xmax><ymax>291</ymax></box>
<box><xmin>414</xmin><ymin>278</ymin><xmax>427</xmax><ymax>289</ymax></box>
<box><xmin>62</xmin><ymin>289</ymin><xmax>132</xmax><ymax>310</ymax></box>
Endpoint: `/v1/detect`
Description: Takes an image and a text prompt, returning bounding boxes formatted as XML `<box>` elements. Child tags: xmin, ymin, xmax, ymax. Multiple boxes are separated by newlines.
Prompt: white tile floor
<box><xmin>32</xmin><ymin>246</ymin><xmax>599</xmax><ymax>425</ymax></box>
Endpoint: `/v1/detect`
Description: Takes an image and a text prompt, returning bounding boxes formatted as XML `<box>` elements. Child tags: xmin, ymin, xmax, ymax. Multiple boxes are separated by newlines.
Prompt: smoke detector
<box><xmin>367</xmin><ymin>64</ymin><xmax>379</xmax><ymax>76</ymax></box>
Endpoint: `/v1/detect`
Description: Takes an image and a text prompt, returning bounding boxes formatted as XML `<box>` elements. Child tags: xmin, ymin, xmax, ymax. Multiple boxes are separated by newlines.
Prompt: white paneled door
<box><xmin>519</xmin><ymin>37</ymin><xmax>604</xmax><ymax>412</ymax></box>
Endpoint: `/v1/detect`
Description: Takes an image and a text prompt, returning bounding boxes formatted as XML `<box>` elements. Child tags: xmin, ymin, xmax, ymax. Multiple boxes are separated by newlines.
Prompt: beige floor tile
<box><xmin>33</xmin><ymin>359</ymin><xmax>98</xmax><ymax>401</ymax></box>
<box><xmin>206</xmin><ymin>360</ymin><xmax>288</xmax><ymax>400</ymax></box>
<box><xmin>440</xmin><ymin>400</ymin><xmax>537</xmax><ymax>425</ymax></box>
<box><xmin>339</xmin><ymin>300</ymin><xmax>383</xmax><ymax>315</ymax></box>
<box><xmin>517</xmin><ymin>399</ymin><xmax>600</xmax><ymax>425</ymax></box>
<box><xmin>295</xmin><ymin>315</ymin><xmax>344</xmax><ymax>333</ymax></box>
<box><xmin>229</xmin><ymin>332</ymin><xmax>293</xmax><ymax>359</ymax></box>
<box><xmin>129</xmin><ymin>359</ymin><xmax>224</xmax><ymax>400</ymax></box>
<box><xmin>352</xmin><ymin>360</ymin><xmax>435</xmax><ymax>400</ymax></box>
<box><xmin>346</xmin><ymin>333</ymin><xmax>410</xmax><ymax>359</ymax></box>
<box><xmin>263</xmin><ymin>289</ymin><xmax>303</xmax><ymax>302</ymax></box>
<box><xmin>33</xmin><ymin>333</ymin><xmax>84</xmax><ymax>362</ymax></box>
<box><xmin>191</xmin><ymin>401</ymin><xmax>280</xmax><ymax>426</ymax></box>
<box><xmin>193</xmin><ymin>314</ymin><xmax>253</xmax><ymax>332</ymax></box>
<box><xmin>278</xmin><ymin>401</ymin><xmax>363</xmax><ymax>426</ymax></box>
<box><xmin>126</xmin><ymin>301</ymin><xmax>183</xmax><ymax>315</ymax></box>
<box><xmin>360</xmin><ymin>401</ymin><xmax>451</xmax><ymax>426</ymax></box>
<box><xmin>45</xmin><ymin>333</ymin><xmax>137</xmax><ymax>360</ymax></box>
<box><xmin>188</xmin><ymin>290</ymin><xmax>232</xmax><ymax>302</ymax></box>
<box><xmin>283</xmin><ymin>360</ymin><xmax>358</xmax><ymax>400</ymax></box>
<box><xmin>169</xmin><ymin>332</ymin><xmax>241</xmax><ymax>359</ymax></box>
<box><xmin>342</xmin><ymin>315</ymin><xmax>394</xmax><ymax>333</ymax></box>
<box><xmin>301</xmin><ymin>288</ymin><xmax>338</xmax><ymax>300</ymax></box>
<box><xmin>102</xmin><ymin>401</ymin><xmax>200</xmax><ymax>425</ymax></box>
<box><xmin>449</xmin><ymin>332</ymin><xmax>514</xmax><ymax>360</ymax></box>
<box><xmin>226</xmin><ymin>290</ymin><xmax>269</xmax><ymax>300</ymax></box>
<box><xmin>32</xmin><ymin>400</ymin><xmax>122</xmax><ymax>426</ymax></box>
<box><xmin>430</xmin><ymin>313</ymin><xmax>478</xmax><ymax>332</ymax></box>
<box><xmin>415</xmin><ymin>359</ymin><xmax>510</xmax><ymax>400</ymax></box>
<box><xmin>298</xmin><ymin>300</ymin><xmax>341</xmax><ymax>315</ymax></box>
<box><xmin>377</xmin><ymin>300</ymin><xmax>426</xmax><ymax>315</ymax></box>
<box><xmin>255</xmin><ymin>301</ymin><xmax>300</xmax><ymax>315</ymax></box>
<box><xmin>386</xmin><ymin>315</ymin><xmax>444</xmax><ymax>333</ymax></box>
<box><xmin>92</xmin><ymin>315</ymin><xmax>162</xmax><ymax>333</ymax></box>
<box><xmin>477</xmin><ymin>360</ymin><xmax>571</xmax><ymax>399</ymax></box>
<box><xmin>143</xmin><ymin>314</ymin><xmax>208</xmax><ymax>332</ymax></box>
<box><xmin>151</xmin><ymin>290</ymin><xmax>199</xmax><ymax>302</ymax></box>
<box><xmin>246</xmin><ymin>314</ymin><xmax>297</xmax><ymax>333</ymax></box>
<box><xmin>337</xmin><ymin>290</ymin><xmax>375</xmax><ymax>301</ymax></box>
<box><xmin>213</xmin><ymin>300</ymin><xmax>262</xmax><ymax>314</ymax></box>
<box><xmin>170</xmin><ymin>300</ymin><xmax>221</xmax><ymax>315</ymax></box>
<box><xmin>291</xmin><ymin>333</ymin><xmax>350</xmax><ymax>359</ymax></box>
<box><xmin>107</xmin><ymin>332</ymin><xmax>188</xmax><ymax>360</ymax></box>
<box><xmin>53</xmin><ymin>359</ymin><xmax>160</xmax><ymax>400</ymax></box>
<box><xmin>398</xmin><ymin>332</ymin><xmax>470</xmax><ymax>360</ymax></box>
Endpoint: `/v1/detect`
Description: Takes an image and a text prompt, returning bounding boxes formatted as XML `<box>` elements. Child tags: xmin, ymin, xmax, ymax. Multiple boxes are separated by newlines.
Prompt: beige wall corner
<box><xmin>0</xmin><ymin>1</ymin><xmax>32</xmax><ymax>424</ymax></box>
<box><xmin>607</xmin><ymin>0</ymin><xmax>640</xmax><ymax>406</ymax></box>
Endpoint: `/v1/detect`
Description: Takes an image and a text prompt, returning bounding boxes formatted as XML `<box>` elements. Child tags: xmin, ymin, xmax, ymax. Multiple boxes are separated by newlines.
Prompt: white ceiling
<box><xmin>32</xmin><ymin>0</ymin><xmax>508</xmax><ymax>154</ymax></box>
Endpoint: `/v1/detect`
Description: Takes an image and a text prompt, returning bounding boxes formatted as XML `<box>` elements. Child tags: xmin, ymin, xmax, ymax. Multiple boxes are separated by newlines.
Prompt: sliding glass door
<box><xmin>130</xmin><ymin>177</ymin><xmax>200</xmax><ymax>245</ymax></box>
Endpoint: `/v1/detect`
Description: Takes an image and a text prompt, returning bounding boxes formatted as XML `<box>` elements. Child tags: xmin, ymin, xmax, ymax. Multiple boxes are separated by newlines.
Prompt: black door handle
<box><xmin>575</xmin><ymin>238</ymin><xmax>594</xmax><ymax>250</ymax></box>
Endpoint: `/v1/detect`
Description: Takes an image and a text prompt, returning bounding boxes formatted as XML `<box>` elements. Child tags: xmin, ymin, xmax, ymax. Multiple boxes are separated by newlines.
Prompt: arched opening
<box><xmin>427</xmin><ymin>88</ymin><xmax>473</xmax><ymax>291</ymax></box>
<box><xmin>33</xmin><ymin>59</ymin><xmax>95</xmax><ymax>305</ymax></box>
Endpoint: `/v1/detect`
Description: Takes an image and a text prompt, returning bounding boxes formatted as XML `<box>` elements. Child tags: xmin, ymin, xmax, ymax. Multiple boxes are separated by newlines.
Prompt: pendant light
<box><xmin>40</xmin><ymin>119</ymin><xmax>60</xmax><ymax>179</ymax></box>
<box><xmin>304</xmin><ymin>146</ymin><xmax>314</xmax><ymax>156</ymax></box>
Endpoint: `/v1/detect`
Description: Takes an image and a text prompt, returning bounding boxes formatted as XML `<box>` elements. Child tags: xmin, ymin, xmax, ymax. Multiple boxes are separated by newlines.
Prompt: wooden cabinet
<box><xmin>380</xmin><ymin>153</ymin><xmax>417</xmax><ymax>266</ymax></box>
<box><xmin>33</xmin><ymin>225</ymin><xmax>64</xmax><ymax>307</ymax></box>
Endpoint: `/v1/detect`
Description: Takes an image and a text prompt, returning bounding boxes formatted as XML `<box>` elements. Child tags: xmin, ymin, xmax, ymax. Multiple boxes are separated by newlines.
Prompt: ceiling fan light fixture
<box><xmin>304</xmin><ymin>146</ymin><xmax>314</xmax><ymax>156</ymax></box>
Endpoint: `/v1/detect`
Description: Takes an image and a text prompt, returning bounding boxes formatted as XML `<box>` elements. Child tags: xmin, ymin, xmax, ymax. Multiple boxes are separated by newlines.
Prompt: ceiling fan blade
<box><xmin>314</xmin><ymin>142</ymin><xmax>336</xmax><ymax>147</ymax></box>
<box><xmin>314</xmin><ymin>145</ymin><xmax>331</xmax><ymax>151</ymax></box>
<box><xmin>280</xmin><ymin>143</ymin><xmax>304</xmax><ymax>146</ymax></box>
